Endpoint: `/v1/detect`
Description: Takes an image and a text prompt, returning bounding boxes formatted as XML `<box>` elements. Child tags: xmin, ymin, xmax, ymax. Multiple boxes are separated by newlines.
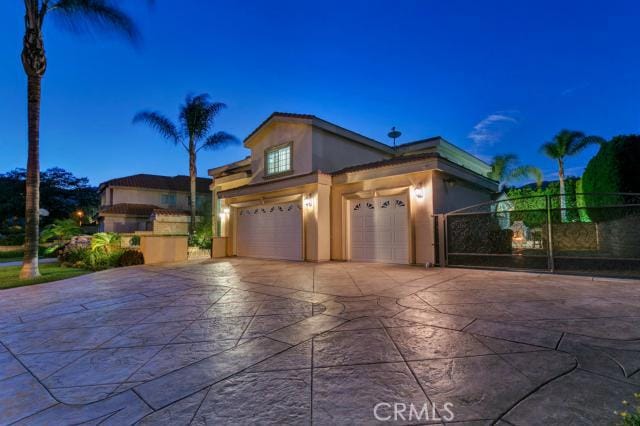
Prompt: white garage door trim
<box><xmin>236</xmin><ymin>201</ymin><xmax>303</xmax><ymax>261</ymax></box>
<box><xmin>349</xmin><ymin>194</ymin><xmax>410</xmax><ymax>264</ymax></box>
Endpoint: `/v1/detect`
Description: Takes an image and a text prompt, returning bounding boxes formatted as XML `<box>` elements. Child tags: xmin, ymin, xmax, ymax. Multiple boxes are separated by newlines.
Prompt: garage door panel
<box><xmin>237</xmin><ymin>202</ymin><xmax>302</xmax><ymax>261</ymax></box>
<box><xmin>350</xmin><ymin>195</ymin><xmax>409</xmax><ymax>264</ymax></box>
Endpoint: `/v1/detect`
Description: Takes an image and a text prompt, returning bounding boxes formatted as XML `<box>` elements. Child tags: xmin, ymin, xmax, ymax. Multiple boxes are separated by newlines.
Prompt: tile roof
<box><xmin>152</xmin><ymin>208</ymin><xmax>190</xmax><ymax>216</ymax></box>
<box><xmin>331</xmin><ymin>153</ymin><xmax>440</xmax><ymax>175</ymax></box>
<box><xmin>99</xmin><ymin>174</ymin><xmax>210</xmax><ymax>193</ymax></box>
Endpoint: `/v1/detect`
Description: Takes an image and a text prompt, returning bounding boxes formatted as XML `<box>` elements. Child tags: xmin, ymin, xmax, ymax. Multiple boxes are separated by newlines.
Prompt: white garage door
<box><xmin>350</xmin><ymin>195</ymin><xmax>409</xmax><ymax>264</ymax></box>
<box><xmin>237</xmin><ymin>202</ymin><xmax>303</xmax><ymax>261</ymax></box>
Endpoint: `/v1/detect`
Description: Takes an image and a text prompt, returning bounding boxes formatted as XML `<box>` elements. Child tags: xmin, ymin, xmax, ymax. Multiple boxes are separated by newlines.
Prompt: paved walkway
<box><xmin>0</xmin><ymin>259</ymin><xmax>638</xmax><ymax>425</ymax></box>
<box><xmin>0</xmin><ymin>258</ymin><xmax>57</xmax><ymax>268</ymax></box>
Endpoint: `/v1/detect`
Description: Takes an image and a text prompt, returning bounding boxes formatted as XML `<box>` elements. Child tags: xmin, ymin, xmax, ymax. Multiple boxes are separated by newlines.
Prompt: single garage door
<box><xmin>237</xmin><ymin>202</ymin><xmax>303</xmax><ymax>261</ymax></box>
<box><xmin>350</xmin><ymin>195</ymin><xmax>409</xmax><ymax>264</ymax></box>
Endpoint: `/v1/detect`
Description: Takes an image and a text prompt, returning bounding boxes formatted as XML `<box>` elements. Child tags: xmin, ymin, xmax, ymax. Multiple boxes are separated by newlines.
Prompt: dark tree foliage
<box><xmin>581</xmin><ymin>135</ymin><xmax>640</xmax><ymax>221</ymax></box>
<box><xmin>582</xmin><ymin>135</ymin><xmax>640</xmax><ymax>194</ymax></box>
<box><xmin>0</xmin><ymin>167</ymin><xmax>98</xmax><ymax>227</ymax></box>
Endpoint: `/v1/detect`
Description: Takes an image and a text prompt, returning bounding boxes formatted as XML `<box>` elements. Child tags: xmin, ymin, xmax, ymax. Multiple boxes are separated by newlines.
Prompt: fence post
<box><xmin>438</xmin><ymin>214</ymin><xmax>447</xmax><ymax>267</ymax></box>
<box><xmin>546</xmin><ymin>195</ymin><xmax>555</xmax><ymax>272</ymax></box>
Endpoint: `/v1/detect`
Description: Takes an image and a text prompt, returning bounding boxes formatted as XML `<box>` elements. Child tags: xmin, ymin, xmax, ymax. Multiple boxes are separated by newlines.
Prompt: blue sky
<box><xmin>1</xmin><ymin>0</ymin><xmax>638</xmax><ymax>185</ymax></box>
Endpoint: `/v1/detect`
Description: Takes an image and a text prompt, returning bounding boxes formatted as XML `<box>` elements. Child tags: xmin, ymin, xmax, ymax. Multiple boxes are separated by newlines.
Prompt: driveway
<box><xmin>0</xmin><ymin>259</ymin><xmax>639</xmax><ymax>425</ymax></box>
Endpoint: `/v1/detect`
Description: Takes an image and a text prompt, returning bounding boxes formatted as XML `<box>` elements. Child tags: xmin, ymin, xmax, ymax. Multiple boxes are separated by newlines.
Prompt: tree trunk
<box><xmin>558</xmin><ymin>158</ymin><xmax>567</xmax><ymax>222</ymax></box>
<box><xmin>189</xmin><ymin>142</ymin><xmax>197</xmax><ymax>235</ymax></box>
<box><xmin>20</xmin><ymin>75</ymin><xmax>42</xmax><ymax>279</ymax></box>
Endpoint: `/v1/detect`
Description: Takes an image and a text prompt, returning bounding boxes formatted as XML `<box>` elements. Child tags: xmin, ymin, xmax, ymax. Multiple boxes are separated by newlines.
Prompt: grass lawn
<box><xmin>0</xmin><ymin>263</ymin><xmax>89</xmax><ymax>290</ymax></box>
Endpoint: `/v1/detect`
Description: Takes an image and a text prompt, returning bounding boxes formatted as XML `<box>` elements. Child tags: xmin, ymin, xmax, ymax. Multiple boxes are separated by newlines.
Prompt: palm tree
<box><xmin>488</xmin><ymin>154</ymin><xmax>542</xmax><ymax>191</ymax></box>
<box><xmin>133</xmin><ymin>94</ymin><xmax>238</xmax><ymax>233</ymax></box>
<box><xmin>19</xmin><ymin>0</ymin><xmax>143</xmax><ymax>279</ymax></box>
<box><xmin>540</xmin><ymin>130</ymin><xmax>605</xmax><ymax>221</ymax></box>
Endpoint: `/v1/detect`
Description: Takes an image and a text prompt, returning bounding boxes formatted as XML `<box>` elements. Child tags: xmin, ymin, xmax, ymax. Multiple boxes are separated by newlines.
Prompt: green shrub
<box><xmin>60</xmin><ymin>245</ymin><xmax>124</xmax><ymax>271</ymax></box>
<box><xmin>130</xmin><ymin>235</ymin><xmax>141</xmax><ymax>246</ymax></box>
<box><xmin>117</xmin><ymin>249</ymin><xmax>144</xmax><ymax>267</ymax></box>
<box><xmin>91</xmin><ymin>232</ymin><xmax>121</xmax><ymax>253</ymax></box>
<box><xmin>615</xmin><ymin>393</ymin><xmax>640</xmax><ymax>426</ymax></box>
<box><xmin>582</xmin><ymin>135</ymin><xmax>640</xmax><ymax>221</ymax></box>
<box><xmin>0</xmin><ymin>229</ymin><xmax>24</xmax><ymax>245</ymax></box>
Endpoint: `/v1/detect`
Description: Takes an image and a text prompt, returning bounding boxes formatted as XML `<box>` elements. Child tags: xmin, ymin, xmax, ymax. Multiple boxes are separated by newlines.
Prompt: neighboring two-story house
<box><xmin>97</xmin><ymin>174</ymin><xmax>210</xmax><ymax>234</ymax></box>
<box><xmin>209</xmin><ymin>112</ymin><xmax>498</xmax><ymax>265</ymax></box>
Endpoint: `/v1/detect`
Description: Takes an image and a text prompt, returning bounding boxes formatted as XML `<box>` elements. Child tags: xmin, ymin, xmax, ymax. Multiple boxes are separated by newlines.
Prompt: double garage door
<box><xmin>350</xmin><ymin>195</ymin><xmax>409</xmax><ymax>264</ymax></box>
<box><xmin>235</xmin><ymin>195</ymin><xmax>409</xmax><ymax>264</ymax></box>
<box><xmin>237</xmin><ymin>202</ymin><xmax>303</xmax><ymax>261</ymax></box>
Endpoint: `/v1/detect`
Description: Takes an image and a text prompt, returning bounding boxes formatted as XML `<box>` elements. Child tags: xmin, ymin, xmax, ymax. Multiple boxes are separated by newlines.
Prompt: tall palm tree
<box><xmin>19</xmin><ymin>0</ymin><xmax>143</xmax><ymax>279</ymax></box>
<box><xmin>488</xmin><ymin>154</ymin><xmax>542</xmax><ymax>191</ymax></box>
<box><xmin>540</xmin><ymin>129</ymin><xmax>604</xmax><ymax>221</ymax></box>
<box><xmin>133</xmin><ymin>94</ymin><xmax>238</xmax><ymax>233</ymax></box>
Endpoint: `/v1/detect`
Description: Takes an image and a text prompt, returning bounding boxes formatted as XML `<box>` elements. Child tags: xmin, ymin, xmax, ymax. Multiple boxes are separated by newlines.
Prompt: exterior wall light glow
<box><xmin>414</xmin><ymin>186</ymin><xmax>424</xmax><ymax>199</ymax></box>
<box><xmin>223</xmin><ymin>207</ymin><xmax>230</xmax><ymax>215</ymax></box>
<box><xmin>304</xmin><ymin>196</ymin><xmax>314</xmax><ymax>208</ymax></box>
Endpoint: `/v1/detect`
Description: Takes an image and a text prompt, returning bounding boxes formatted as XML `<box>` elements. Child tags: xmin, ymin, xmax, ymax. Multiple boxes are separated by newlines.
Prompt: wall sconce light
<box><xmin>223</xmin><ymin>207</ymin><xmax>230</xmax><ymax>215</ymax></box>
<box><xmin>414</xmin><ymin>186</ymin><xmax>424</xmax><ymax>199</ymax></box>
<box><xmin>304</xmin><ymin>196</ymin><xmax>314</xmax><ymax>208</ymax></box>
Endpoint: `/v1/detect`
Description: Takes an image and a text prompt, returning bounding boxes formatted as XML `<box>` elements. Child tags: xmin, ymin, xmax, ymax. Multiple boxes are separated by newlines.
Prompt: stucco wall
<box><xmin>431</xmin><ymin>170</ymin><xmax>492</xmax><ymax>214</ymax></box>
<box><xmin>109</xmin><ymin>188</ymin><xmax>190</xmax><ymax>209</ymax></box>
<box><xmin>140</xmin><ymin>235</ymin><xmax>188</xmax><ymax>264</ymax></box>
<box><xmin>152</xmin><ymin>220</ymin><xmax>189</xmax><ymax>235</ymax></box>
<box><xmin>101</xmin><ymin>216</ymin><xmax>149</xmax><ymax>233</ymax></box>
<box><xmin>247</xmin><ymin>121</ymin><xmax>313</xmax><ymax>184</ymax></box>
<box><xmin>311</xmin><ymin>127</ymin><xmax>389</xmax><ymax>173</ymax></box>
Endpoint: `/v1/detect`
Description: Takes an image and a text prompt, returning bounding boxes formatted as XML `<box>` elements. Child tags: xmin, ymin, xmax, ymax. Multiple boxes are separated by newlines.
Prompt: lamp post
<box><xmin>75</xmin><ymin>210</ymin><xmax>84</xmax><ymax>226</ymax></box>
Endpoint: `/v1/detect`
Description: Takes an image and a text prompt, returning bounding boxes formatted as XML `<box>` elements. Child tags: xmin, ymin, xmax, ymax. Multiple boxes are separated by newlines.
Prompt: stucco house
<box><xmin>97</xmin><ymin>174</ymin><xmax>210</xmax><ymax>234</ymax></box>
<box><xmin>209</xmin><ymin>112</ymin><xmax>498</xmax><ymax>265</ymax></box>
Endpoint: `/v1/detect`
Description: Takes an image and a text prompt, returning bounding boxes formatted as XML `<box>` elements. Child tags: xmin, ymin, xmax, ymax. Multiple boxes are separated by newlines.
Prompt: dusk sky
<box><xmin>1</xmin><ymin>0</ymin><xmax>638</xmax><ymax>185</ymax></box>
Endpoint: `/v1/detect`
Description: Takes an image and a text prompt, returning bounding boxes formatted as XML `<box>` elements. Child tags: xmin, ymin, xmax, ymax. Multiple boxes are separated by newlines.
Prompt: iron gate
<box><xmin>443</xmin><ymin>193</ymin><xmax>640</xmax><ymax>277</ymax></box>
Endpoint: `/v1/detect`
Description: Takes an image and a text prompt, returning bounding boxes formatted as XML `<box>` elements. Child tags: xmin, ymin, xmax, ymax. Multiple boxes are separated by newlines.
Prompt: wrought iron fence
<box><xmin>443</xmin><ymin>193</ymin><xmax>640</xmax><ymax>277</ymax></box>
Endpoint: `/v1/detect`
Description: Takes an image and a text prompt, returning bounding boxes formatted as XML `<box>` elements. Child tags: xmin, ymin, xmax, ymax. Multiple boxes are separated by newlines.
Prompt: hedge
<box><xmin>581</xmin><ymin>135</ymin><xmax>640</xmax><ymax>221</ymax></box>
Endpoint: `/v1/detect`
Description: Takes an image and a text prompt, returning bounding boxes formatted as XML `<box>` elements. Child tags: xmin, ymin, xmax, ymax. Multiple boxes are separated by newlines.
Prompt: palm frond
<box><xmin>179</xmin><ymin>94</ymin><xmax>227</xmax><ymax>141</ymax></box>
<box><xmin>567</xmin><ymin>135</ymin><xmax>606</xmax><ymax>155</ymax></box>
<box><xmin>488</xmin><ymin>154</ymin><xmax>518</xmax><ymax>183</ymax></box>
<box><xmin>133</xmin><ymin>111</ymin><xmax>180</xmax><ymax>145</ymax></box>
<box><xmin>540</xmin><ymin>141</ymin><xmax>562</xmax><ymax>159</ymax></box>
<box><xmin>49</xmin><ymin>0</ymin><xmax>140</xmax><ymax>42</ymax></box>
<box><xmin>510</xmin><ymin>165</ymin><xmax>543</xmax><ymax>188</ymax></box>
<box><xmin>198</xmin><ymin>131</ymin><xmax>239</xmax><ymax>152</ymax></box>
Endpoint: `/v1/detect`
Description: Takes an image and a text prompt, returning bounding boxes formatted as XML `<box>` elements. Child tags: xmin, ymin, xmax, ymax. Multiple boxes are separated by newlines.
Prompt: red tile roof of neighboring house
<box><xmin>331</xmin><ymin>153</ymin><xmax>441</xmax><ymax>175</ymax></box>
<box><xmin>152</xmin><ymin>208</ymin><xmax>190</xmax><ymax>216</ymax></box>
<box><xmin>99</xmin><ymin>203</ymin><xmax>159</xmax><ymax>216</ymax></box>
<box><xmin>98</xmin><ymin>174</ymin><xmax>210</xmax><ymax>193</ymax></box>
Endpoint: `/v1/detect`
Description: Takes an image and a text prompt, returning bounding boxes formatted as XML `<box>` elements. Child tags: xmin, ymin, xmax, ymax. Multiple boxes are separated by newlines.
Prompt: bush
<box><xmin>60</xmin><ymin>245</ymin><xmax>124</xmax><ymax>271</ymax></box>
<box><xmin>118</xmin><ymin>249</ymin><xmax>144</xmax><ymax>267</ymax></box>
<box><xmin>582</xmin><ymin>135</ymin><xmax>640</xmax><ymax>221</ymax></box>
<box><xmin>0</xmin><ymin>228</ymin><xmax>24</xmax><ymax>245</ymax></box>
<box><xmin>91</xmin><ymin>232</ymin><xmax>121</xmax><ymax>253</ymax></box>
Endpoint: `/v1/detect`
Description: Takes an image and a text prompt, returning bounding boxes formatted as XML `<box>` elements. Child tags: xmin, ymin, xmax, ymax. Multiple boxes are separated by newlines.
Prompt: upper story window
<box><xmin>265</xmin><ymin>143</ymin><xmax>292</xmax><ymax>177</ymax></box>
<box><xmin>161</xmin><ymin>193</ymin><xmax>177</xmax><ymax>207</ymax></box>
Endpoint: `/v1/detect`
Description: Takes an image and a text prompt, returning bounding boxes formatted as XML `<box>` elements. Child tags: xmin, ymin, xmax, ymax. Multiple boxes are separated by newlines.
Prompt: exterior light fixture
<box><xmin>304</xmin><ymin>196</ymin><xmax>314</xmax><ymax>208</ymax></box>
<box><xmin>223</xmin><ymin>207</ymin><xmax>230</xmax><ymax>215</ymax></box>
<box><xmin>414</xmin><ymin>186</ymin><xmax>424</xmax><ymax>199</ymax></box>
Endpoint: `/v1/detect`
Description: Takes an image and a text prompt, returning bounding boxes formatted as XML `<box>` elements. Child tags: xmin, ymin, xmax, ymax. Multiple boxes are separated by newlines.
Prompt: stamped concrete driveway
<box><xmin>0</xmin><ymin>259</ymin><xmax>639</xmax><ymax>425</ymax></box>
